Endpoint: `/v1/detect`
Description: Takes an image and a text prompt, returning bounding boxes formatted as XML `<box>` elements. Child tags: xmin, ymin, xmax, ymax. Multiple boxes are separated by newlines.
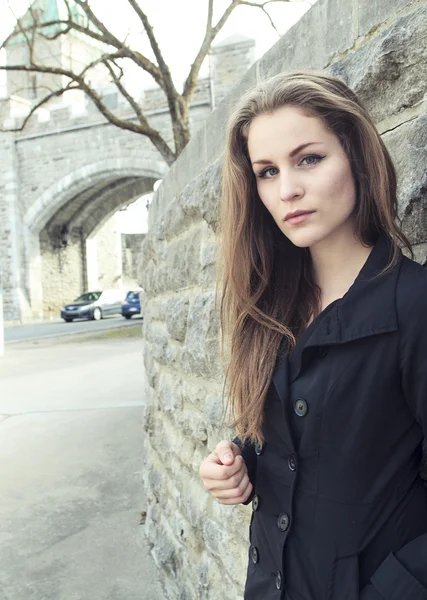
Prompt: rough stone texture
<box><xmin>258</xmin><ymin>0</ymin><xmax>357</xmax><ymax>79</ymax></box>
<box><xmin>358</xmin><ymin>0</ymin><xmax>415</xmax><ymax>36</ymax></box>
<box><xmin>328</xmin><ymin>5</ymin><xmax>427</xmax><ymax>124</ymax></box>
<box><xmin>39</xmin><ymin>229</ymin><xmax>85</xmax><ymax>317</ymax></box>
<box><xmin>210</xmin><ymin>37</ymin><xmax>256</xmax><ymax>108</ymax></box>
<box><xmin>93</xmin><ymin>214</ymin><xmax>123</xmax><ymax>290</ymax></box>
<box><xmin>384</xmin><ymin>114</ymin><xmax>427</xmax><ymax>247</ymax></box>
<box><xmin>122</xmin><ymin>233</ymin><xmax>146</xmax><ymax>288</ymax></box>
<box><xmin>139</xmin><ymin>1</ymin><xmax>427</xmax><ymax>598</ymax></box>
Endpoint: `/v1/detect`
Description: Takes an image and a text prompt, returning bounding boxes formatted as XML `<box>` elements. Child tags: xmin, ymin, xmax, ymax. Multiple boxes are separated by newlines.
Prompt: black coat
<box><xmin>236</xmin><ymin>234</ymin><xmax>427</xmax><ymax>600</ymax></box>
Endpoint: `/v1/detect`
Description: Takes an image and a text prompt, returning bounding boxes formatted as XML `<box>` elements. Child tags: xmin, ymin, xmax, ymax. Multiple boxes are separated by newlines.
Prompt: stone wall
<box><xmin>92</xmin><ymin>213</ymin><xmax>123</xmax><ymax>291</ymax></box>
<box><xmin>140</xmin><ymin>1</ymin><xmax>427</xmax><ymax>599</ymax></box>
<box><xmin>39</xmin><ymin>227</ymin><xmax>85</xmax><ymax>318</ymax></box>
<box><xmin>122</xmin><ymin>233</ymin><xmax>146</xmax><ymax>288</ymax></box>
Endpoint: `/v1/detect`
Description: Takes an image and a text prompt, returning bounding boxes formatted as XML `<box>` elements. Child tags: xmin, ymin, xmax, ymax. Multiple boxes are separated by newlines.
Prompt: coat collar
<box><xmin>272</xmin><ymin>233</ymin><xmax>402</xmax><ymax>394</ymax></box>
<box><xmin>307</xmin><ymin>232</ymin><xmax>401</xmax><ymax>348</ymax></box>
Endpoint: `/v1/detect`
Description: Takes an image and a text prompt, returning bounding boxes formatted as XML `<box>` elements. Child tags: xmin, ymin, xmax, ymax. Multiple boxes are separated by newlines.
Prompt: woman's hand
<box><xmin>199</xmin><ymin>440</ymin><xmax>253</xmax><ymax>505</ymax></box>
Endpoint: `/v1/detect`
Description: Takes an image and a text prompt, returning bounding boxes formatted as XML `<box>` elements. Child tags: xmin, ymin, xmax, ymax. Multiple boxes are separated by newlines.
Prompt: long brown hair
<box><xmin>219</xmin><ymin>70</ymin><xmax>411</xmax><ymax>445</ymax></box>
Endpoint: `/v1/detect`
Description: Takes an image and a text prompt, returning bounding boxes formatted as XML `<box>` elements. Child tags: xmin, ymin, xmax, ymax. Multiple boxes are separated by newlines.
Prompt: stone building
<box><xmin>139</xmin><ymin>0</ymin><xmax>427</xmax><ymax>598</ymax></box>
<box><xmin>0</xmin><ymin>0</ymin><xmax>255</xmax><ymax>321</ymax></box>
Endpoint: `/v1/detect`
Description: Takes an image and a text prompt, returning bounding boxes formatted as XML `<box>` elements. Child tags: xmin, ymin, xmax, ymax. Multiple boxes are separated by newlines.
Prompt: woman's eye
<box><xmin>258</xmin><ymin>167</ymin><xmax>278</xmax><ymax>178</ymax></box>
<box><xmin>300</xmin><ymin>154</ymin><xmax>324</xmax><ymax>166</ymax></box>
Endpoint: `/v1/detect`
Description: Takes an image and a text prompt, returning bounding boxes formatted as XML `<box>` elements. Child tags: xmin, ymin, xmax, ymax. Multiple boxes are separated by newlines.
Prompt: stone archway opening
<box><xmin>39</xmin><ymin>177</ymin><xmax>155</xmax><ymax>318</ymax></box>
<box><xmin>23</xmin><ymin>161</ymin><xmax>164</xmax><ymax>320</ymax></box>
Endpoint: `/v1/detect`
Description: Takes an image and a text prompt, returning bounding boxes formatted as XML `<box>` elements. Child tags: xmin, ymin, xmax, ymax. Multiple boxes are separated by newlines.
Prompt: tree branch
<box><xmin>74</xmin><ymin>0</ymin><xmax>166</xmax><ymax>89</ymax></box>
<box><xmin>0</xmin><ymin>81</ymin><xmax>78</xmax><ymax>132</ymax></box>
<box><xmin>102</xmin><ymin>58</ymin><xmax>176</xmax><ymax>163</ymax></box>
<box><xmin>103</xmin><ymin>59</ymin><xmax>143</xmax><ymax>121</ymax></box>
<box><xmin>125</xmin><ymin>0</ymin><xmax>181</xmax><ymax>119</ymax></box>
<box><xmin>182</xmin><ymin>0</ymin><xmax>300</xmax><ymax>101</ymax></box>
<box><xmin>125</xmin><ymin>0</ymin><xmax>173</xmax><ymax>85</ymax></box>
<box><xmin>238</xmin><ymin>0</ymin><xmax>293</xmax><ymax>35</ymax></box>
<box><xmin>2</xmin><ymin>12</ymin><xmax>166</xmax><ymax>91</ymax></box>
<box><xmin>14</xmin><ymin>7</ymin><xmax>38</xmax><ymax>64</ymax></box>
<box><xmin>182</xmin><ymin>0</ymin><xmax>239</xmax><ymax>101</ymax></box>
<box><xmin>0</xmin><ymin>61</ymin><xmax>175</xmax><ymax>163</ymax></box>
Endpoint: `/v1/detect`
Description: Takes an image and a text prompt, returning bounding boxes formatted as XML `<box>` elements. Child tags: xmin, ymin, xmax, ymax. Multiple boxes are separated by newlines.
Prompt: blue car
<box><xmin>121</xmin><ymin>290</ymin><xmax>144</xmax><ymax>319</ymax></box>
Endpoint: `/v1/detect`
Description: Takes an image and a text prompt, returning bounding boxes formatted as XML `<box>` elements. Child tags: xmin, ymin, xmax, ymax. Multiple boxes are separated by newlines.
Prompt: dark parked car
<box><xmin>121</xmin><ymin>289</ymin><xmax>145</xmax><ymax>319</ymax></box>
<box><xmin>61</xmin><ymin>290</ymin><xmax>125</xmax><ymax>322</ymax></box>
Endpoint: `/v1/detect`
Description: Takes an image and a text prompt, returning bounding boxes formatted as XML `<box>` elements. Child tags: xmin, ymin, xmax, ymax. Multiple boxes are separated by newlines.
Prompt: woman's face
<box><xmin>247</xmin><ymin>106</ymin><xmax>357</xmax><ymax>249</ymax></box>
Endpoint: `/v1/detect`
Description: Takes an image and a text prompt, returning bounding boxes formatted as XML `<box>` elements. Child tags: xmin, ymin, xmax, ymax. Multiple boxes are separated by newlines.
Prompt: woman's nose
<box><xmin>279</xmin><ymin>172</ymin><xmax>304</xmax><ymax>203</ymax></box>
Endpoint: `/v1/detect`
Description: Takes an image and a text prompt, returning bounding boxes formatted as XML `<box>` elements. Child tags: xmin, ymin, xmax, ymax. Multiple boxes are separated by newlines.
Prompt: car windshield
<box><xmin>74</xmin><ymin>292</ymin><xmax>101</xmax><ymax>303</ymax></box>
<box><xmin>126</xmin><ymin>291</ymin><xmax>141</xmax><ymax>300</ymax></box>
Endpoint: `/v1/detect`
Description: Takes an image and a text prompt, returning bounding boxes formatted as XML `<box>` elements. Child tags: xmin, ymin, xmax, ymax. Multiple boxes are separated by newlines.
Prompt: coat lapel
<box><xmin>289</xmin><ymin>234</ymin><xmax>401</xmax><ymax>383</ymax></box>
<box><xmin>271</xmin><ymin>337</ymin><xmax>297</xmax><ymax>451</ymax></box>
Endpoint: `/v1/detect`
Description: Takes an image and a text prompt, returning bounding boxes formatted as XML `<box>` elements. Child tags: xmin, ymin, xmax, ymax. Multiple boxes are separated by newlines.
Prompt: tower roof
<box><xmin>6</xmin><ymin>0</ymin><xmax>86</xmax><ymax>46</ymax></box>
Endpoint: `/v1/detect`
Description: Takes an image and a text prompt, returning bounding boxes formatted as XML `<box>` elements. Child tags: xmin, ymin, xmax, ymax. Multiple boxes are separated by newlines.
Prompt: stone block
<box><xmin>358</xmin><ymin>0</ymin><xmax>414</xmax><ymax>36</ymax></box>
<box><xmin>328</xmin><ymin>6</ymin><xmax>427</xmax><ymax>124</ymax></box>
<box><xmin>179</xmin><ymin>160</ymin><xmax>222</xmax><ymax>232</ymax></box>
<box><xmin>259</xmin><ymin>0</ymin><xmax>356</xmax><ymax>80</ymax></box>
<box><xmin>383</xmin><ymin>114</ymin><xmax>427</xmax><ymax>244</ymax></box>
<box><xmin>145</xmin><ymin>322</ymin><xmax>171</xmax><ymax>365</ymax></box>
<box><xmin>182</xmin><ymin>292</ymin><xmax>222</xmax><ymax>380</ymax></box>
<box><xmin>181</xmin><ymin>478</ymin><xmax>210</xmax><ymax>529</ymax></box>
<box><xmin>160</xmin><ymin>227</ymin><xmax>204</xmax><ymax>292</ymax></box>
<box><xmin>177</xmin><ymin>408</ymin><xmax>208</xmax><ymax>443</ymax></box>
<box><xmin>148</xmin><ymin>515</ymin><xmax>180</xmax><ymax>578</ymax></box>
<box><xmin>202</xmin><ymin>518</ymin><xmax>231</xmax><ymax>557</ymax></box>
<box><xmin>205</xmin><ymin>392</ymin><xmax>227</xmax><ymax>430</ymax></box>
<box><xmin>153</xmin><ymin>416</ymin><xmax>196</xmax><ymax>468</ymax></box>
<box><xmin>410</xmin><ymin>242</ymin><xmax>427</xmax><ymax>266</ymax></box>
<box><xmin>165</xmin><ymin>296</ymin><xmax>190</xmax><ymax>342</ymax></box>
<box><xmin>157</xmin><ymin>371</ymin><xmax>184</xmax><ymax>413</ymax></box>
<box><xmin>158</xmin><ymin>201</ymin><xmax>188</xmax><ymax>241</ymax></box>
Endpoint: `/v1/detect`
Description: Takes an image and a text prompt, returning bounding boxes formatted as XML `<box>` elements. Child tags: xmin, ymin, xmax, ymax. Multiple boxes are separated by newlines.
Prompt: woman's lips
<box><xmin>284</xmin><ymin>211</ymin><xmax>315</xmax><ymax>225</ymax></box>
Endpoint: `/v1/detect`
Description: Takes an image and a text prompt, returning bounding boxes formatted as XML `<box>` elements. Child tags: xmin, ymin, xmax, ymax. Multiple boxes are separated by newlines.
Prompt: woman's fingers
<box><xmin>210</xmin><ymin>472</ymin><xmax>250</xmax><ymax>498</ymax></box>
<box><xmin>201</xmin><ymin>454</ymin><xmax>246</xmax><ymax>483</ymax></box>
<box><xmin>199</xmin><ymin>440</ymin><xmax>252</xmax><ymax>505</ymax></box>
<box><xmin>217</xmin><ymin>480</ymin><xmax>253</xmax><ymax>505</ymax></box>
<box><xmin>202</xmin><ymin>460</ymin><xmax>247</xmax><ymax>492</ymax></box>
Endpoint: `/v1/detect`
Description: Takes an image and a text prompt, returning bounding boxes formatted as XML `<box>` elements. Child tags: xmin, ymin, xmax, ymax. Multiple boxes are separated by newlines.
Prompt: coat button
<box><xmin>252</xmin><ymin>495</ymin><xmax>260</xmax><ymax>511</ymax></box>
<box><xmin>288</xmin><ymin>454</ymin><xmax>297</xmax><ymax>471</ymax></box>
<box><xmin>277</xmin><ymin>513</ymin><xmax>290</xmax><ymax>532</ymax></box>
<box><xmin>317</xmin><ymin>346</ymin><xmax>328</xmax><ymax>358</ymax></box>
<box><xmin>255</xmin><ymin>443</ymin><xmax>263</xmax><ymax>456</ymax></box>
<box><xmin>275</xmin><ymin>570</ymin><xmax>282</xmax><ymax>590</ymax></box>
<box><xmin>294</xmin><ymin>398</ymin><xmax>308</xmax><ymax>417</ymax></box>
<box><xmin>251</xmin><ymin>546</ymin><xmax>259</xmax><ymax>564</ymax></box>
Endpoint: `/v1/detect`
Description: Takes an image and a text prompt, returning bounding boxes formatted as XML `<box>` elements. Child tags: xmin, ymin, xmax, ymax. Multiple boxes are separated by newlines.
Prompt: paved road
<box><xmin>4</xmin><ymin>314</ymin><xmax>142</xmax><ymax>343</ymax></box>
<box><xmin>0</xmin><ymin>335</ymin><xmax>165</xmax><ymax>600</ymax></box>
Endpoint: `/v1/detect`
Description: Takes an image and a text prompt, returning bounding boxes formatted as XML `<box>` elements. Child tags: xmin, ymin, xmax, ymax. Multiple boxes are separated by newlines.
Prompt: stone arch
<box><xmin>23</xmin><ymin>158</ymin><xmax>165</xmax><ymax>319</ymax></box>
<box><xmin>71</xmin><ymin>178</ymin><xmax>154</xmax><ymax>239</ymax></box>
<box><xmin>24</xmin><ymin>158</ymin><xmax>166</xmax><ymax>233</ymax></box>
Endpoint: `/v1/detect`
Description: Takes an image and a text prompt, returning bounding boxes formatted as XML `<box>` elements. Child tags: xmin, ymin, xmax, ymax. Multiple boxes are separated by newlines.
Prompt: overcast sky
<box><xmin>0</xmin><ymin>0</ymin><xmax>316</xmax><ymax>89</ymax></box>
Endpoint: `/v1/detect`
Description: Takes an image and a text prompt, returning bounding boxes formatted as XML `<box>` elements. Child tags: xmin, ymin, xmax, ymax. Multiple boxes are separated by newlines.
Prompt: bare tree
<box><xmin>0</xmin><ymin>0</ymin><xmax>314</xmax><ymax>165</ymax></box>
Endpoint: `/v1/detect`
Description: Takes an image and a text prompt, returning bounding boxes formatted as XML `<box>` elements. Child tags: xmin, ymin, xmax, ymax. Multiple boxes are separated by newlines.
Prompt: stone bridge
<box><xmin>0</xmin><ymin>35</ymin><xmax>255</xmax><ymax>321</ymax></box>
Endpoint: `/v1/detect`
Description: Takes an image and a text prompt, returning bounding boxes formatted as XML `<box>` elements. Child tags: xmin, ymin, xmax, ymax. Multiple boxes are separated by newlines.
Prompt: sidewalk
<box><xmin>0</xmin><ymin>335</ymin><xmax>165</xmax><ymax>600</ymax></box>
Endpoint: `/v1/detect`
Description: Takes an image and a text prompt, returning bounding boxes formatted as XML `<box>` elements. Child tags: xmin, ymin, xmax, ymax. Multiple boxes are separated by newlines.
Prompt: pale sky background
<box><xmin>0</xmin><ymin>0</ymin><xmax>316</xmax><ymax>88</ymax></box>
<box><xmin>0</xmin><ymin>0</ymin><xmax>317</xmax><ymax>232</ymax></box>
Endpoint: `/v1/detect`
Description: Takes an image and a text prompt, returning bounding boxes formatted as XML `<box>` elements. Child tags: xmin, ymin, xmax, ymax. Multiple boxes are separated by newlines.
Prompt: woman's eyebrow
<box><xmin>289</xmin><ymin>141</ymin><xmax>323</xmax><ymax>157</ymax></box>
<box><xmin>251</xmin><ymin>142</ymin><xmax>324</xmax><ymax>166</ymax></box>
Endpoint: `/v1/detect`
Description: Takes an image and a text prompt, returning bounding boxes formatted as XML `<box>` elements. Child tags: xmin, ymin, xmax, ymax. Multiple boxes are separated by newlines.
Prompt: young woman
<box><xmin>199</xmin><ymin>71</ymin><xmax>427</xmax><ymax>600</ymax></box>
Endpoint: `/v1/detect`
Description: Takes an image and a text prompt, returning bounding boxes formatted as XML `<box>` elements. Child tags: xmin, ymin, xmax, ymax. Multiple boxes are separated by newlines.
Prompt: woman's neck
<box><xmin>309</xmin><ymin>230</ymin><xmax>374</xmax><ymax>309</ymax></box>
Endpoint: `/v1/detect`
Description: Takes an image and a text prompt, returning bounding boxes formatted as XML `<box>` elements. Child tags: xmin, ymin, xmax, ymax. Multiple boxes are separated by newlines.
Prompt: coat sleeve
<box><xmin>361</xmin><ymin>285</ymin><xmax>427</xmax><ymax>600</ymax></box>
<box><xmin>232</xmin><ymin>436</ymin><xmax>257</xmax><ymax>505</ymax></box>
